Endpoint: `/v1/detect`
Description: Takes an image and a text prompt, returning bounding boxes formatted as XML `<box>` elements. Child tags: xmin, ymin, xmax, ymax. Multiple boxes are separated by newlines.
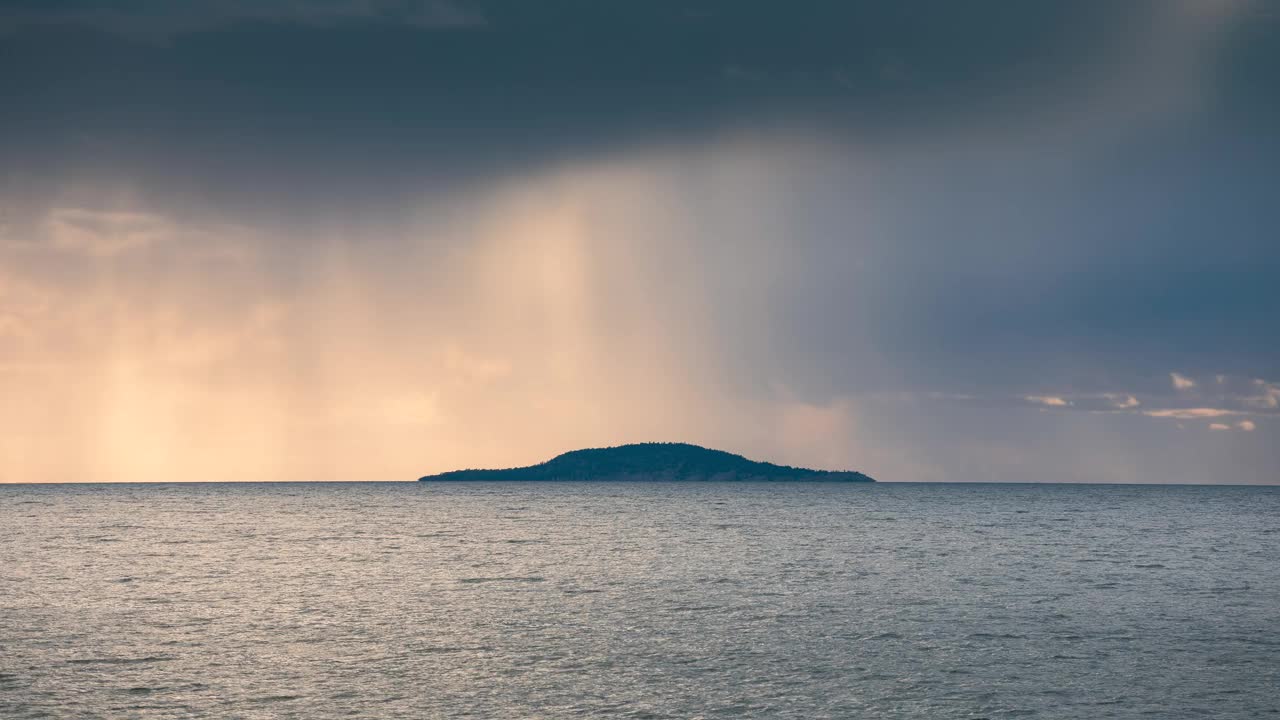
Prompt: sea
<box><xmin>1</xmin><ymin>481</ymin><xmax>1277</xmax><ymax>719</ymax></box>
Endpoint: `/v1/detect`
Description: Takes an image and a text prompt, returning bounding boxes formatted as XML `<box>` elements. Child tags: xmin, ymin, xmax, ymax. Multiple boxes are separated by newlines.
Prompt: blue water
<box><xmin>2</xmin><ymin>482</ymin><xmax>1277</xmax><ymax>718</ymax></box>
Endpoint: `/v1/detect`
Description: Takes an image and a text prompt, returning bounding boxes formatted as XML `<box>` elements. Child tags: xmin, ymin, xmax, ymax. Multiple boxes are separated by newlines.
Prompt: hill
<box><xmin>418</xmin><ymin>442</ymin><xmax>875</xmax><ymax>482</ymax></box>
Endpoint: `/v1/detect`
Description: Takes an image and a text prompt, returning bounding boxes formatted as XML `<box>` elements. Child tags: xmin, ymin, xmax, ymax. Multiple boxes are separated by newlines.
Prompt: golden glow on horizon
<box><xmin>0</xmin><ymin>140</ymin><xmax>878</xmax><ymax>482</ymax></box>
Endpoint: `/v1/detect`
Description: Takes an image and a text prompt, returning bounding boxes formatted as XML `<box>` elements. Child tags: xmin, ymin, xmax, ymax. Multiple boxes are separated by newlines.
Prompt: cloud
<box><xmin>1171</xmin><ymin>372</ymin><xmax>1197</xmax><ymax>390</ymax></box>
<box><xmin>4</xmin><ymin>207</ymin><xmax>273</xmax><ymax>264</ymax></box>
<box><xmin>1107</xmin><ymin>393</ymin><xmax>1141</xmax><ymax>409</ymax></box>
<box><xmin>0</xmin><ymin>1</ymin><xmax>484</xmax><ymax>39</ymax></box>
<box><xmin>1025</xmin><ymin>395</ymin><xmax>1070</xmax><ymax>407</ymax></box>
<box><xmin>991</xmin><ymin>380</ymin><xmax>1280</xmax><ymax>422</ymax></box>
<box><xmin>1144</xmin><ymin>408</ymin><xmax>1242</xmax><ymax>419</ymax></box>
<box><xmin>1203</xmin><ymin>417</ymin><xmax>1254</xmax><ymax>427</ymax></box>
<box><xmin>40</xmin><ymin>208</ymin><xmax>171</xmax><ymax>257</ymax></box>
<box><xmin>1244</xmin><ymin>379</ymin><xmax>1280</xmax><ymax>409</ymax></box>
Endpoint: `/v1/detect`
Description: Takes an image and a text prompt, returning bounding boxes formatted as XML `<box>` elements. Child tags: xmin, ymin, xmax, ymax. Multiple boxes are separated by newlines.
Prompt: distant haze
<box><xmin>1</xmin><ymin>1</ymin><xmax>1277</xmax><ymax>483</ymax></box>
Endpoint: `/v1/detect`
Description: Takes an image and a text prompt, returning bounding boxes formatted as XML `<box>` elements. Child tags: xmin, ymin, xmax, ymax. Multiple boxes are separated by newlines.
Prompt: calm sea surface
<box><xmin>1</xmin><ymin>482</ymin><xmax>1277</xmax><ymax>719</ymax></box>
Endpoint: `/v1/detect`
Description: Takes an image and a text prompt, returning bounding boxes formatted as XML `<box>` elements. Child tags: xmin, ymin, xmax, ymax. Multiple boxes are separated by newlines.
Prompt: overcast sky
<box><xmin>2</xmin><ymin>0</ymin><xmax>1278</xmax><ymax>483</ymax></box>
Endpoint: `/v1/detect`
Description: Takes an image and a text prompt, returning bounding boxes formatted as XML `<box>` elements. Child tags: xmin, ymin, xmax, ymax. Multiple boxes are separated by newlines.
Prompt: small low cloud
<box><xmin>1107</xmin><ymin>394</ymin><xmax>1140</xmax><ymax>409</ymax></box>
<box><xmin>909</xmin><ymin>376</ymin><xmax>1277</xmax><ymax>433</ymax></box>
<box><xmin>42</xmin><ymin>208</ymin><xmax>171</xmax><ymax>257</ymax></box>
<box><xmin>1205</xmin><ymin>419</ymin><xmax>1259</xmax><ymax>432</ymax></box>
<box><xmin>1144</xmin><ymin>407</ymin><xmax>1241</xmax><ymax>419</ymax></box>
<box><xmin>1024</xmin><ymin>395</ymin><xmax>1070</xmax><ymax>407</ymax></box>
<box><xmin>6</xmin><ymin>208</ymin><xmax>265</xmax><ymax>263</ymax></box>
<box><xmin>1244</xmin><ymin>379</ymin><xmax>1280</xmax><ymax>409</ymax></box>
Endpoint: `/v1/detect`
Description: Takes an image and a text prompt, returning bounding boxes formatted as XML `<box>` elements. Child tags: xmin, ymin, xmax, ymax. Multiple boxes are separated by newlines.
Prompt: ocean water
<box><xmin>1</xmin><ymin>482</ymin><xmax>1277</xmax><ymax>719</ymax></box>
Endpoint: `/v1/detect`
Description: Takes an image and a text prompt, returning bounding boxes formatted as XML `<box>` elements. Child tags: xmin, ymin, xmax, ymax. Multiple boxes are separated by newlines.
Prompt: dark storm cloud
<box><xmin>0</xmin><ymin>1</ymin><xmax>1158</xmax><ymax>176</ymax></box>
<box><xmin>4</xmin><ymin>1</ymin><xmax>1277</xmax><ymax>356</ymax></box>
<box><xmin>5</xmin><ymin>0</ymin><xmax>1243</xmax><ymax>243</ymax></box>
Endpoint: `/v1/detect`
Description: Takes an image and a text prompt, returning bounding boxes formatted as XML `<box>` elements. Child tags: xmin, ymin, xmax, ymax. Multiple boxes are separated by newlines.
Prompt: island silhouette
<box><xmin>418</xmin><ymin>442</ymin><xmax>875</xmax><ymax>482</ymax></box>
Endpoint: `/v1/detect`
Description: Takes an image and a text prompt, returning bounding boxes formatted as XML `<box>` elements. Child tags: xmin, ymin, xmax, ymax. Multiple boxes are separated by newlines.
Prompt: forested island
<box><xmin>418</xmin><ymin>442</ymin><xmax>875</xmax><ymax>482</ymax></box>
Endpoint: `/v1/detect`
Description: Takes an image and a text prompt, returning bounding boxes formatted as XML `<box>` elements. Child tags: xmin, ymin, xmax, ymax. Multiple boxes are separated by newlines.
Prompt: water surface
<box><xmin>2</xmin><ymin>482</ymin><xmax>1277</xmax><ymax>718</ymax></box>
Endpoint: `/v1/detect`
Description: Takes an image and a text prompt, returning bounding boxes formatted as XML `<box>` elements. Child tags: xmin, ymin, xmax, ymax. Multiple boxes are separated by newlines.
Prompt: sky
<box><xmin>1</xmin><ymin>0</ymin><xmax>1278</xmax><ymax>483</ymax></box>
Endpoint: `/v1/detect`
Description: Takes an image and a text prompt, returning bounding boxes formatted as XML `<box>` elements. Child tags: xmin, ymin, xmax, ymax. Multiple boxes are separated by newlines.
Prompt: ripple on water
<box><xmin>64</xmin><ymin>656</ymin><xmax>176</xmax><ymax>666</ymax></box>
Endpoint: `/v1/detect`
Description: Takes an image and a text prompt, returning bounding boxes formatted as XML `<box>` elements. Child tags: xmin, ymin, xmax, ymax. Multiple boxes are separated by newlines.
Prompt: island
<box><xmin>418</xmin><ymin>442</ymin><xmax>875</xmax><ymax>482</ymax></box>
